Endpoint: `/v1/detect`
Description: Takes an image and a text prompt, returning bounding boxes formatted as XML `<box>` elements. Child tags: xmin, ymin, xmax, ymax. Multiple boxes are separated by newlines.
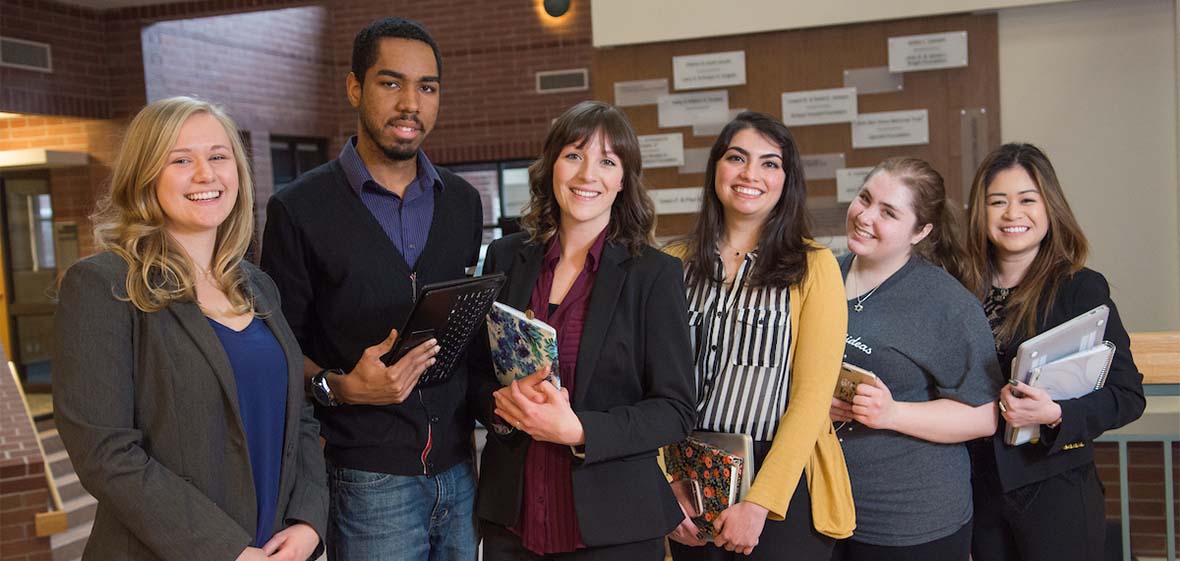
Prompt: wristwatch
<box><xmin>310</xmin><ymin>368</ymin><xmax>346</xmax><ymax>407</ymax></box>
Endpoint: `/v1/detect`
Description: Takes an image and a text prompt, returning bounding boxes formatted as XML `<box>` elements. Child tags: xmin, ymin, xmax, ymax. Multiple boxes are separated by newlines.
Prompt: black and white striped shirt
<box><xmin>685</xmin><ymin>252</ymin><xmax>793</xmax><ymax>441</ymax></box>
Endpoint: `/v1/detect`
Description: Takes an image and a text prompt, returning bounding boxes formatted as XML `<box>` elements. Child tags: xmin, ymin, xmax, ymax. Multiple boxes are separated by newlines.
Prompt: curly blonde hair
<box><xmin>91</xmin><ymin>96</ymin><xmax>255</xmax><ymax>314</ymax></box>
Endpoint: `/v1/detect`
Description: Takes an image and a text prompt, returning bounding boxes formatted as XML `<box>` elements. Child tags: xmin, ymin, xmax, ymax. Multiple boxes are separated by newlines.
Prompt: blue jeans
<box><xmin>327</xmin><ymin>461</ymin><xmax>477</xmax><ymax>561</ymax></box>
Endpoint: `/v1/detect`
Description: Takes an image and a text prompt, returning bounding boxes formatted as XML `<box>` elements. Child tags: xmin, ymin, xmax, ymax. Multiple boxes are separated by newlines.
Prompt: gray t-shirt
<box><xmin>838</xmin><ymin>254</ymin><xmax>1003</xmax><ymax>546</ymax></box>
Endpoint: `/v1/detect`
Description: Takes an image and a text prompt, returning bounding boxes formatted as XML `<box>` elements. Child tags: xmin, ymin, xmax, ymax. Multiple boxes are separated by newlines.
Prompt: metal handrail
<box><xmin>1095</xmin><ymin>394</ymin><xmax>1179</xmax><ymax>561</ymax></box>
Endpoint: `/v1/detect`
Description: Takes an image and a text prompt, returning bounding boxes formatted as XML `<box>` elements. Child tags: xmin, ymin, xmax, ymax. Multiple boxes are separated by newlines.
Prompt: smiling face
<box><xmin>349</xmin><ymin>37</ymin><xmax>440</xmax><ymax>162</ymax></box>
<box><xmin>845</xmin><ymin>171</ymin><xmax>931</xmax><ymax>265</ymax></box>
<box><xmin>985</xmin><ymin>165</ymin><xmax>1049</xmax><ymax>264</ymax></box>
<box><xmin>155</xmin><ymin>112</ymin><xmax>240</xmax><ymax>241</ymax></box>
<box><xmin>551</xmin><ymin>130</ymin><xmax>624</xmax><ymax>234</ymax></box>
<box><xmin>713</xmin><ymin>128</ymin><xmax>785</xmax><ymax>226</ymax></box>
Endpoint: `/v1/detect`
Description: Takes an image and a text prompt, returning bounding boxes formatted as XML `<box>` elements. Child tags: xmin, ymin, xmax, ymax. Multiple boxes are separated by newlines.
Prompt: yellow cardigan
<box><xmin>667</xmin><ymin>242</ymin><xmax>856</xmax><ymax>538</ymax></box>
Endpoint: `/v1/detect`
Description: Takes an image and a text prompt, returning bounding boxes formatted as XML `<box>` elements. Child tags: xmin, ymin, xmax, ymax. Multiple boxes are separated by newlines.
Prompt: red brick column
<box><xmin>0</xmin><ymin>371</ymin><xmax>51</xmax><ymax>561</ymax></box>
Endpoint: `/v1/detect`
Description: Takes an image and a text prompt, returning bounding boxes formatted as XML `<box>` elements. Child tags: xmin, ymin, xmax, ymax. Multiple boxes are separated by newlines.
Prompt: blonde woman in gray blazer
<box><xmin>53</xmin><ymin>97</ymin><xmax>327</xmax><ymax>561</ymax></box>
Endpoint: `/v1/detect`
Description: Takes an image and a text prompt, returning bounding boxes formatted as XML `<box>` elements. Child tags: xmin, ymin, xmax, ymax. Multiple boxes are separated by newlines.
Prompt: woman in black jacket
<box><xmin>960</xmin><ymin>143</ymin><xmax>1145</xmax><ymax>561</ymax></box>
<box><xmin>470</xmin><ymin>100</ymin><xmax>696</xmax><ymax>560</ymax></box>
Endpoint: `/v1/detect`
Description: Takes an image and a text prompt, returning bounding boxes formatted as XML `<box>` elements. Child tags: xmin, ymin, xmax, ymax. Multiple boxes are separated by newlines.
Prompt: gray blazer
<box><xmin>53</xmin><ymin>252</ymin><xmax>328</xmax><ymax>561</ymax></box>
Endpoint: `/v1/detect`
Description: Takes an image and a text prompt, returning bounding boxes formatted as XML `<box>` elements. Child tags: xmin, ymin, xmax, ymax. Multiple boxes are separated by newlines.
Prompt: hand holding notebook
<box><xmin>486</xmin><ymin>302</ymin><xmax>561</xmax><ymax>389</ymax></box>
<box><xmin>1004</xmin><ymin>305</ymin><xmax>1113</xmax><ymax>446</ymax></box>
<box><xmin>663</xmin><ymin>434</ymin><xmax>751</xmax><ymax>537</ymax></box>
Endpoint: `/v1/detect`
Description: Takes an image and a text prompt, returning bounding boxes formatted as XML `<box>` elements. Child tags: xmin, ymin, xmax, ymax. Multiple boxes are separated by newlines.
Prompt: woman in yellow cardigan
<box><xmin>666</xmin><ymin>111</ymin><xmax>854</xmax><ymax>561</ymax></box>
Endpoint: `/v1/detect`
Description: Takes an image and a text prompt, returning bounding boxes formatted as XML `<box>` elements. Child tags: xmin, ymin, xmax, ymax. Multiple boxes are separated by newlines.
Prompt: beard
<box><xmin>360</xmin><ymin>111</ymin><xmax>423</xmax><ymax>162</ymax></box>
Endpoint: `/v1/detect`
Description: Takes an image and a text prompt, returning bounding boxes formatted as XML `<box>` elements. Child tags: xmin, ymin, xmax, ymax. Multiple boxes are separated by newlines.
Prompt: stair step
<box><xmin>40</xmin><ymin>428</ymin><xmax>64</xmax><ymax>454</ymax></box>
<box><xmin>50</xmin><ymin>520</ymin><xmax>91</xmax><ymax>561</ymax></box>
<box><xmin>55</xmin><ymin>473</ymin><xmax>89</xmax><ymax>502</ymax></box>
<box><xmin>36</xmin><ymin>417</ymin><xmax>56</xmax><ymax>433</ymax></box>
<box><xmin>63</xmin><ymin>494</ymin><xmax>97</xmax><ymax>528</ymax></box>
<box><xmin>46</xmin><ymin>449</ymin><xmax>74</xmax><ymax>478</ymax></box>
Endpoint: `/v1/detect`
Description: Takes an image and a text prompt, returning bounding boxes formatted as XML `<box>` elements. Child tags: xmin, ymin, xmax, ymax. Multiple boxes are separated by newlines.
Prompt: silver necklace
<box><xmin>853</xmin><ymin>285</ymin><xmax>879</xmax><ymax>312</ymax></box>
<box><xmin>850</xmin><ymin>267</ymin><xmax>881</xmax><ymax>313</ymax></box>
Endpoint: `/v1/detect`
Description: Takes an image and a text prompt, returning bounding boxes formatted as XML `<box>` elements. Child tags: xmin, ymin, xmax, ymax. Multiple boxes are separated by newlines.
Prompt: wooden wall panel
<box><xmin>592</xmin><ymin>13</ymin><xmax>1000</xmax><ymax>238</ymax></box>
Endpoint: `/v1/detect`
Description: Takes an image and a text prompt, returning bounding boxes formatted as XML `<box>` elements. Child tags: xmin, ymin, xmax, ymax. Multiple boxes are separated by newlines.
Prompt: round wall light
<box><xmin>543</xmin><ymin>0</ymin><xmax>571</xmax><ymax>18</ymax></box>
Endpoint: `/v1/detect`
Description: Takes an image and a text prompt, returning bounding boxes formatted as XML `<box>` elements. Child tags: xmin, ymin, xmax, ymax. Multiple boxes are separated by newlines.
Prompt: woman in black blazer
<box><xmin>470</xmin><ymin>100</ymin><xmax>696</xmax><ymax>560</ymax></box>
<box><xmin>53</xmin><ymin>97</ymin><xmax>327</xmax><ymax>561</ymax></box>
<box><xmin>960</xmin><ymin>143</ymin><xmax>1145</xmax><ymax>561</ymax></box>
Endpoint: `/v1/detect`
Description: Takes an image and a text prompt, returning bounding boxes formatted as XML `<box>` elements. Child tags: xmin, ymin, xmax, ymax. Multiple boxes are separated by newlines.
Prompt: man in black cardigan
<box><xmin>261</xmin><ymin>17</ymin><xmax>483</xmax><ymax>561</ymax></box>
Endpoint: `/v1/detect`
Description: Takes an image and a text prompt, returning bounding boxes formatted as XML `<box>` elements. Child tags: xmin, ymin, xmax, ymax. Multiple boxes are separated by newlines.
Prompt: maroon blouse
<box><xmin>511</xmin><ymin>228</ymin><xmax>607</xmax><ymax>554</ymax></box>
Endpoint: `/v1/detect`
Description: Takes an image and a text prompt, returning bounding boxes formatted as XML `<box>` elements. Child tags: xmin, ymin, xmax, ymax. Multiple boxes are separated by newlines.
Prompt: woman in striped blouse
<box><xmin>667</xmin><ymin>111</ymin><xmax>852</xmax><ymax>560</ymax></box>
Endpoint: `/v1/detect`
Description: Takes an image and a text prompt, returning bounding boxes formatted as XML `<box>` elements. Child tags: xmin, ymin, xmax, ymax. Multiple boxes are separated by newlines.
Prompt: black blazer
<box><xmin>987</xmin><ymin>268</ymin><xmax>1146</xmax><ymax>491</ymax></box>
<box><xmin>53</xmin><ymin>252</ymin><xmax>328</xmax><ymax>561</ymax></box>
<box><xmin>470</xmin><ymin>232</ymin><xmax>696</xmax><ymax>547</ymax></box>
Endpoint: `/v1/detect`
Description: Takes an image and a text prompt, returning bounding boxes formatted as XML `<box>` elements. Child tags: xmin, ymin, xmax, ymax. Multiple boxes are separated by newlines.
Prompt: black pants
<box><xmin>669</xmin><ymin>441</ymin><xmax>834</xmax><ymax>561</ymax></box>
<box><xmin>830</xmin><ymin>521</ymin><xmax>971</xmax><ymax>561</ymax></box>
<box><xmin>480</xmin><ymin>520</ymin><xmax>666</xmax><ymax>561</ymax></box>
<box><xmin>971</xmin><ymin>463</ymin><xmax>1106</xmax><ymax>561</ymax></box>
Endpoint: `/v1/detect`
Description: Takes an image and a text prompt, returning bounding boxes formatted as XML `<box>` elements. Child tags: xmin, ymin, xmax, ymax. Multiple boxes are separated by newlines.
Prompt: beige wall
<box><xmin>998</xmin><ymin>0</ymin><xmax>1179</xmax><ymax>330</ymax></box>
<box><xmin>591</xmin><ymin>0</ymin><xmax>1077</xmax><ymax>47</ymax></box>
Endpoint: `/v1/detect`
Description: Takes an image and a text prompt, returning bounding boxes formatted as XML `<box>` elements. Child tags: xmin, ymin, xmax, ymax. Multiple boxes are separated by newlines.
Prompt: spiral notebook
<box><xmin>1005</xmin><ymin>304</ymin><xmax>1113</xmax><ymax>446</ymax></box>
<box><xmin>1028</xmin><ymin>341</ymin><xmax>1116</xmax><ymax>399</ymax></box>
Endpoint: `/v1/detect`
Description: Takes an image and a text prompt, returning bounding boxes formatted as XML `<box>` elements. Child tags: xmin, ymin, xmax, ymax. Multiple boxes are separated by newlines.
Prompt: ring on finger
<box><xmin>998</xmin><ymin>400</ymin><xmax>1008</xmax><ymax>413</ymax></box>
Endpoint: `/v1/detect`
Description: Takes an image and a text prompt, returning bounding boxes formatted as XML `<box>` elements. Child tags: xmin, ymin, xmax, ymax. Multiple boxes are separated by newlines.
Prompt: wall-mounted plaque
<box><xmin>658</xmin><ymin>90</ymin><xmax>729</xmax><ymax>129</ymax></box>
<box><xmin>851</xmin><ymin>109</ymin><xmax>929</xmax><ymax>149</ymax></box>
<box><xmin>651</xmin><ymin>186</ymin><xmax>704</xmax><ymax>215</ymax></box>
<box><xmin>614</xmin><ymin>78</ymin><xmax>669</xmax><ymax>107</ymax></box>
<box><xmin>836</xmin><ymin>166</ymin><xmax>875</xmax><ymax>203</ymax></box>
<box><xmin>672</xmin><ymin>50</ymin><xmax>746</xmax><ymax>90</ymax></box>
<box><xmin>843</xmin><ymin>66</ymin><xmax>904</xmax><ymax>95</ymax></box>
<box><xmin>959</xmin><ymin>108</ymin><xmax>989</xmax><ymax>198</ymax></box>
<box><xmin>678</xmin><ymin>147</ymin><xmax>710</xmax><ymax>175</ymax></box>
<box><xmin>639</xmin><ymin>133</ymin><xmax>685</xmax><ymax>168</ymax></box>
<box><xmin>888</xmin><ymin>31</ymin><xmax>968</xmax><ymax>73</ymax></box>
<box><xmin>781</xmin><ymin>87</ymin><xmax>857</xmax><ymax>127</ymax></box>
<box><xmin>801</xmin><ymin>153</ymin><xmax>846</xmax><ymax>181</ymax></box>
<box><xmin>692</xmin><ymin>108</ymin><xmax>746</xmax><ymax>137</ymax></box>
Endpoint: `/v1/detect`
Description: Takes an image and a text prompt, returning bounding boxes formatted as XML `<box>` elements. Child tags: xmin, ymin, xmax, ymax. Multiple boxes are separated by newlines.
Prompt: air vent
<box><xmin>0</xmin><ymin>37</ymin><xmax>52</xmax><ymax>73</ymax></box>
<box><xmin>535</xmin><ymin>68</ymin><xmax>588</xmax><ymax>94</ymax></box>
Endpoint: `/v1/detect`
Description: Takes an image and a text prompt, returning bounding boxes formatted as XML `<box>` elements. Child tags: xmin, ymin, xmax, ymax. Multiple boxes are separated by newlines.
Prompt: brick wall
<box><xmin>2</xmin><ymin>0</ymin><xmax>594</xmax><ymax>258</ymax></box>
<box><xmin>0</xmin><ymin>369</ymin><xmax>52</xmax><ymax>561</ymax></box>
<box><xmin>0</xmin><ymin>115</ymin><xmax>123</xmax><ymax>253</ymax></box>
<box><xmin>0</xmin><ymin>0</ymin><xmax>112</xmax><ymax>118</ymax></box>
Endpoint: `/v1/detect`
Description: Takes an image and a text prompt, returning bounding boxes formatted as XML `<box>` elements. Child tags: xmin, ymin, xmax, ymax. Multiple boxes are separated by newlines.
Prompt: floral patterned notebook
<box><xmin>486</xmin><ymin>302</ymin><xmax>559</xmax><ymax>387</ymax></box>
<box><xmin>663</xmin><ymin>437</ymin><xmax>745</xmax><ymax>536</ymax></box>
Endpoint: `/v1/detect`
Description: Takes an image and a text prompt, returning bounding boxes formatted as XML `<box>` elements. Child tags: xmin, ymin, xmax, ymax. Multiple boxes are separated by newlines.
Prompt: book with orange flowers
<box><xmin>663</xmin><ymin>433</ymin><xmax>751</xmax><ymax>536</ymax></box>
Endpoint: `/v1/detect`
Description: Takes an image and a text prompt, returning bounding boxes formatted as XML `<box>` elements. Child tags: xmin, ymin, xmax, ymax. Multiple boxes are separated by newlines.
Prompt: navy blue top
<box><xmin>338</xmin><ymin>136</ymin><xmax>443</xmax><ymax>269</ymax></box>
<box><xmin>208</xmin><ymin>316</ymin><xmax>289</xmax><ymax>547</ymax></box>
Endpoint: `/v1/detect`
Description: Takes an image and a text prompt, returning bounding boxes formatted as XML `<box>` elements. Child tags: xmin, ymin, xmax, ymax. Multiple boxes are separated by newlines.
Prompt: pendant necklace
<box><xmin>850</xmin><ymin>264</ymin><xmax>881</xmax><ymax>313</ymax></box>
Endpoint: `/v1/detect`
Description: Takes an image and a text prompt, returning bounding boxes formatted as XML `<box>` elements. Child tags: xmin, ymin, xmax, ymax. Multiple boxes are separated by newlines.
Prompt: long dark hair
<box><xmin>961</xmin><ymin>143</ymin><xmax>1089</xmax><ymax>344</ymax></box>
<box><xmin>682</xmin><ymin>111</ymin><xmax>813</xmax><ymax>288</ymax></box>
<box><xmin>858</xmin><ymin>158</ymin><xmax>967</xmax><ymax>280</ymax></box>
<box><xmin>519</xmin><ymin>100</ymin><xmax>655</xmax><ymax>255</ymax></box>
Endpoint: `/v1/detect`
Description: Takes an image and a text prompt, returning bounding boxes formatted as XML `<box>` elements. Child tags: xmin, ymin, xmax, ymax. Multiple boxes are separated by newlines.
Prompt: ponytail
<box><xmin>914</xmin><ymin>198</ymin><xmax>966</xmax><ymax>281</ymax></box>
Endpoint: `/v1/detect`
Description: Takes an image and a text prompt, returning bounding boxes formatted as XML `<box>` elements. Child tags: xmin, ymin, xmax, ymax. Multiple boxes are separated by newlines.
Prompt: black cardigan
<box><xmin>261</xmin><ymin>159</ymin><xmax>483</xmax><ymax>476</ymax></box>
<box><xmin>469</xmin><ymin>232</ymin><xmax>696</xmax><ymax>547</ymax></box>
<box><xmin>985</xmin><ymin>267</ymin><xmax>1146</xmax><ymax>492</ymax></box>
